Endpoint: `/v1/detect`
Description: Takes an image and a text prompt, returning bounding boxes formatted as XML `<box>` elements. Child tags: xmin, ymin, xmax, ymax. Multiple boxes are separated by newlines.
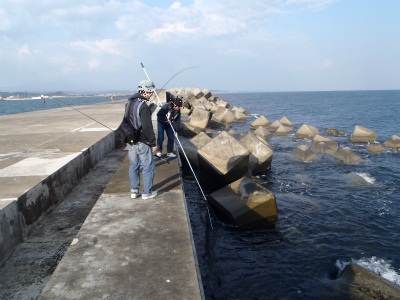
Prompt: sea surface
<box><xmin>1</xmin><ymin>91</ymin><xmax>399</xmax><ymax>299</ymax></box>
<box><xmin>180</xmin><ymin>90</ymin><xmax>400</xmax><ymax>299</ymax></box>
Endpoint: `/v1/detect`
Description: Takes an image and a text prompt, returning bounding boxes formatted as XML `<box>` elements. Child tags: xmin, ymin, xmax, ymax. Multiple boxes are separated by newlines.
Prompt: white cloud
<box><xmin>17</xmin><ymin>44</ymin><xmax>31</xmax><ymax>57</ymax></box>
<box><xmin>317</xmin><ymin>58</ymin><xmax>334</xmax><ymax>69</ymax></box>
<box><xmin>147</xmin><ymin>22</ymin><xmax>196</xmax><ymax>39</ymax></box>
<box><xmin>200</xmin><ymin>13</ymin><xmax>246</xmax><ymax>36</ymax></box>
<box><xmin>1</xmin><ymin>0</ymin><xmax>397</xmax><ymax>92</ymax></box>
<box><xmin>49</xmin><ymin>54</ymin><xmax>77</xmax><ymax>75</ymax></box>
<box><xmin>88</xmin><ymin>58</ymin><xmax>101</xmax><ymax>70</ymax></box>
<box><xmin>0</xmin><ymin>9</ymin><xmax>11</xmax><ymax>31</ymax></box>
<box><xmin>70</xmin><ymin>39</ymin><xmax>123</xmax><ymax>56</ymax></box>
<box><xmin>171</xmin><ymin>1</ymin><xmax>181</xmax><ymax>9</ymax></box>
<box><xmin>286</xmin><ymin>0</ymin><xmax>336</xmax><ymax>11</ymax></box>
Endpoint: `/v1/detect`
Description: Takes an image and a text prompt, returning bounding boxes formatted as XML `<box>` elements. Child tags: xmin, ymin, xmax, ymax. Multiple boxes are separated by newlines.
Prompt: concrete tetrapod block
<box><xmin>383</xmin><ymin>135</ymin><xmax>400</xmax><ymax>149</ymax></box>
<box><xmin>188</xmin><ymin>107</ymin><xmax>210</xmax><ymax>129</ymax></box>
<box><xmin>202</xmin><ymin>88</ymin><xmax>212</xmax><ymax>99</ymax></box>
<box><xmin>251</xmin><ymin>115</ymin><xmax>270</xmax><ymax>129</ymax></box>
<box><xmin>192</xmin><ymin>103</ymin><xmax>208</xmax><ymax>111</ymax></box>
<box><xmin>180</xmin><ymin>132</ymin><xmax>212</xmax><ymax>170</ymax></box>
<box><xmin>326</xmin><ymin>127</ymin><xmax>346</xmax><ymax>136</ymax></box>
<box><xmin>291</xmin><ymin>145</ymin><xmax>317</xmax><ymax>162</ymax></box>
<box><xmin>198</xmin><ymin>97</ymin><xmax>214</xmax><ymax>111</ymax></box>
<box><xmin>231</xmin><ymin>106</ymin><xmax>250</xmax><ymax>115</ymax></box>
<box><xmin>253</xmin><ymin>126</ymin><xmax>272</xmax><ymax>140</ymax></box>
<box><xmin>350</xmin><ymin>125</ymin><xmax>376</xmax><ymax>143</ymax></box>
<box><xmin>215</xmin><ymin>98</ymin><xmax>230</xmax><ymax>108</ymax></box>
<box><xmin>240</xmin><ymin>133</ymin><xmax>273</xmax><ymax>175</ymax></box>
<box><xmin>191</xmin><ymin>87</ymin><xmax>204</xmax><ymax>99</ymax></box>
<box><xmin>208</xmin><ymin>176</ymin><xmax>278</xmax><ymax>227</ymax></box>
<box><xmin>226</xmin><ymin>129</ymin><xmax>241</xmax><ymax>140</ymax></box>
<box><xmin>233</xmin><ymin>110</ymin><xmax>248</xmax><ymax>122</ymax></box>
<box><xmin>333</xmin><ymin>147</ymin><xmax>362</xmax><ymax>164</ymax></box>
<box><xmin>279</xmin><ymin>116</ymin><xmax>293</xmax><ymax>127</ymax></box>
<box><xmin>332</xmin><ymin>263</ymin><xmax>400</xmax><ymax>299</ymax></box>
<box><xmin>275</xmin><ymin>125</ymin><xmax>292</xmax><ymax>136</ymax></box>
<box><xmin>311</xmin><ymin>134</ymin><xmax>339</xmax><ymax>155</ymax></box>
<box><xmin>181</xmin><ymin>107</ymin><xmax>191</xmax><ymax>116</ymax></box>
<box><xmin>295</xmin><ymin>124</ymin><xmax>320</xmax><ymax>139</ymax></box>
<box><xmin>268</xmin><ymin>120</ymin><xmax>282</xmax><ymax>132</ymax></box>
<box><xmin>179</xmin><ymin>121</ymin><xmax>204</xmax><ymax>137</ymax></box>
<box><xmin>366</xmin><ymin>144</ymin><xmax>387</xmax><ymax>153</ymax></box>
<box><xmin>211</xmin><ymin>107</ymin><xmax>234</xmax><ymax>127</ymax></box>
<box><xmin>197</xmin><ymin>131</ymin><xmax>250</xmax><ymax>192</ymax></box>
<box><xmin>209</xmin><ymin>105</ymin><xmax>219</xmax><ymax>114</ymax></box>
<box><xmin>208</xmin><ymin>95</ymin><xmax>217</xmax><ymax>102</ymax></box>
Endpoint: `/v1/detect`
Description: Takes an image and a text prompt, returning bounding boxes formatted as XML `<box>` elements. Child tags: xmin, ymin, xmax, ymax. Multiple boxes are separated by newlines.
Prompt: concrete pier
<box><xmin>0</xmin><ymin>101</ymin><xmax>203</xmax><ymax>299</ymax></box>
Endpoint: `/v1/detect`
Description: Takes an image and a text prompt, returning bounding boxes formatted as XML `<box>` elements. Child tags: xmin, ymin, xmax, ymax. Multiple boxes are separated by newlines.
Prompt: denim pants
<box><xmin>157</xmin><ymin>121</ymin><xmax>175</xmax><ymax>153</ymax></box>
<box><xmin>128</xmin><ymin>142</ymin><xmax>155</xmax><ymax>195</ymax></box>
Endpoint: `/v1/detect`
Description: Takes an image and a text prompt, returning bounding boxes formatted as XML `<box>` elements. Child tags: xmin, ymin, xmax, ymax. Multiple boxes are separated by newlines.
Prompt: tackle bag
<box><xmin>117</xmin><ymin>98</ymin><xmax>145</xmax><ymax>145</ymax></box>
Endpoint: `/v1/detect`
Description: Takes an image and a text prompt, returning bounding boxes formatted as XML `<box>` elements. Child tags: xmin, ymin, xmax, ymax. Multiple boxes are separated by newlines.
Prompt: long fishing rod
<box><xmin>141</xmin><ymin>63</ymin><xmax>197</xmax><ymax>107</ymax></box>
<box><xmin>34</xmin><ymin>64</ymin><xmax>199</xmax><ymax>162</ymax></box>
<box><xmin>140</xmin><ymin>62</ymin><xmax>214</xmax><ymax>228</ymax></box>
<box><xmin>66</xmin><ymin>100</ymin><xmax>170</xmax><ymax>164</ymax></box>
<box><xmin>65</xmin><ymin>64</ymin><xmax>196</xmax><ymax>134</ymax></box>
<box><xmin>156</xmin><ymin>66</ymin><xmax>198</xmax><ymax>91</ymax></box>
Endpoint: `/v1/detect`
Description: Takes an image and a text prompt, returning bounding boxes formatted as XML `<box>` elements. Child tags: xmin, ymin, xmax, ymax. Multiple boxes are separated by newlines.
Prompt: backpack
<box><xmin>117</xmin><ymin>98</ymin><xmax>145</xmax><ymax>145</ymax></box>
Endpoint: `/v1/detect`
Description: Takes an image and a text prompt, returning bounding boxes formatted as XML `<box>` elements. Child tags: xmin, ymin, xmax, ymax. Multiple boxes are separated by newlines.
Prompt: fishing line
<box><xmin>1</xmin><ymin>101</ymin><xmax>117</xmax><ymax>160</ymax></box>
<box><xmin>141</xmin><ymin>62</ymin><xmax>214</xmax><ymax>229</ymax></box>
<box><xmin>158</xmin><ymin>66</ymin><xmax>198</xmax><ymax>91</ymax></box>
<box><xmin>69</xmin><ymin>105</ymin><xmax>114</xmax><ymax>132</ymax></box>
<box><xmin>9</xmin><ymin>65</ymin><xmax>200</xmax><ymax>162</ymax></box>
<box><xmin>140</xmin><ymin>63</ymin><xmax>197</xmax><ymax>107</ymax></box>
<box><xmin>67</xmin><ymin>100</ymin><xmax>170</xmax><ymax>164</ymax></box>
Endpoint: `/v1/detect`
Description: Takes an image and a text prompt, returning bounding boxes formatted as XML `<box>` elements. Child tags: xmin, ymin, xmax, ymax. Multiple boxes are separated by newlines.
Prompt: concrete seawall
<box><xmin>0</xmin><ymin>100</ymin><xmax>202</xmax><ymax>299</ymax></box>
<box><xmin>0</xmin><ymin>102</ymin><xmax>124</xmax><ymax>264</ymax></box>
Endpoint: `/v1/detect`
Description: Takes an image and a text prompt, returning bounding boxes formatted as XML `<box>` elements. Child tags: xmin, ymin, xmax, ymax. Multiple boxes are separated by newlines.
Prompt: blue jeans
<box><xmin>128</xmin><ymin>142</ymin><xmax>155</xmax><ymax>195</ymax></box>
<box><xmin>157</xmin><ymin>121</ymin><xmax>175</xmax><ymax>153</ymax></box>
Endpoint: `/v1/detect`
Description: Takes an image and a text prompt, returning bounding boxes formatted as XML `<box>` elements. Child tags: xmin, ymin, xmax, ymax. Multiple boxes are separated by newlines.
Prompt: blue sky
<box><xmin>1</xmin><ymin>0</ymin><xmax>399</xmax><ymax>92</ymax></box>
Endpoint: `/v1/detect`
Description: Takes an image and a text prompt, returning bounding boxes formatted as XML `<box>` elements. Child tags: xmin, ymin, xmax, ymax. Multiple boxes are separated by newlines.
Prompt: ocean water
<box><xmin>2</xmin><ymin>91</ymin><xmax>399</xmax><ymax>299</ymax></box>
<box><xmin>180</xmin><ymin>90</ymin><xmax>400</xmax><ymax>300</ymax></box>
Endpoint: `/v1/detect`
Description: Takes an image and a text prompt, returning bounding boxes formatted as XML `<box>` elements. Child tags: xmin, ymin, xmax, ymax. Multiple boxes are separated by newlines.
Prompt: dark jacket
<box><xmin>157</xmin><ymin>102</ymin><xmax>181</xmax><ymax>131</ymax></box>
<box><xmin>126</xmin><ymin>93</ymin><xmax>156</xmax><ymax>147</ymax></box>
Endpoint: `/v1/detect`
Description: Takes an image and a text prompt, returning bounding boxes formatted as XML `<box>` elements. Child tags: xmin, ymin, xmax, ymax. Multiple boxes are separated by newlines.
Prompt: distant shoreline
<box><xmin>0</xmin><ymin>94</ymin><xmax>131</xmax><ymax>101</ymax></box>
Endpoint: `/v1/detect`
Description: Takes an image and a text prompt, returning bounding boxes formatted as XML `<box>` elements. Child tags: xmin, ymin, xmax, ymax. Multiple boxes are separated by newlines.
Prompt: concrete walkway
<box><xmin>0</xmin><ymin>100</ymin><xmax>203</xmax><ymax>299</ymax></box>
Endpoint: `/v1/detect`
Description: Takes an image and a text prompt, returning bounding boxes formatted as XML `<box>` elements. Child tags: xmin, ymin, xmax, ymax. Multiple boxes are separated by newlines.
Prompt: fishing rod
<box><xmin>140</xmin><ymin>63</ymin><xmax>197</xmax><ymax>107</ymax></box>
<box><xmin>18</xmin><ymin>66</ymin><xmax>199</xmax><ymax>163</ymax></box>
<box><xmin>140</xmin><ymin>62</ymin><xmax>214</xmax><ymax>229</ymax></box>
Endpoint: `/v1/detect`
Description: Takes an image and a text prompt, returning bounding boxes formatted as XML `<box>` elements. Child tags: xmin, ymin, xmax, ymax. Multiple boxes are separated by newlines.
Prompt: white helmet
<box><xmin>137</xmin><ymin>80</ymin><xmax>155</xmax><ymax>93</ymax></box>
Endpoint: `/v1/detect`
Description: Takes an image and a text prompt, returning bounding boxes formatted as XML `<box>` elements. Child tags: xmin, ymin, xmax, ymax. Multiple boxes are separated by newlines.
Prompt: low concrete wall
<box><xmin>0</xmin><ymin>200</ymin><xmax>23</xmax><ymax>264</ymax></box>
<box><xmin>0</xmin><ymin>131</ymin><xmax>118</xmax><ymax>265</ymax></box>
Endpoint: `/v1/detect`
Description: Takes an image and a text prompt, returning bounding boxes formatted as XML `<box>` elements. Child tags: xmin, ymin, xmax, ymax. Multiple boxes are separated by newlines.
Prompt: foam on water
<box><xmin>356</xmin><ymin>172</ymin><xmax>376</xmax><ymax>184</ymax></box>
<box><xmin>336</xmin><ymin>256</ymin><xmax>400</xmax><ymax>286</ymax></box>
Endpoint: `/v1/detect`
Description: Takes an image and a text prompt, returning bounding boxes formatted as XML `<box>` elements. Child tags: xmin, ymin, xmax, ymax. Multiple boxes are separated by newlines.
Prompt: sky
<box><xmin>1</xmin><ymin>0</ymin><xmax>400</xmax><ymax>93</ymax></box>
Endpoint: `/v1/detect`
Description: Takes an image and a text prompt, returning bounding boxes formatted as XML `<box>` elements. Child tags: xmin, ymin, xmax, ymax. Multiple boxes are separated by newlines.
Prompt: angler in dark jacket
<box><xmin>156</xmin><ymin>93</ymin><xmax>182</xmax><ymax>158</ymax></box>
<box><xmin>126</xmin><ymin>93</ymin><xmax>156</xmax><ymax>147</ymax></box>
<box><xmin>127</xmin><ymin>80</ymin><xmax>158</xmax><ymax>200</ymax></box>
